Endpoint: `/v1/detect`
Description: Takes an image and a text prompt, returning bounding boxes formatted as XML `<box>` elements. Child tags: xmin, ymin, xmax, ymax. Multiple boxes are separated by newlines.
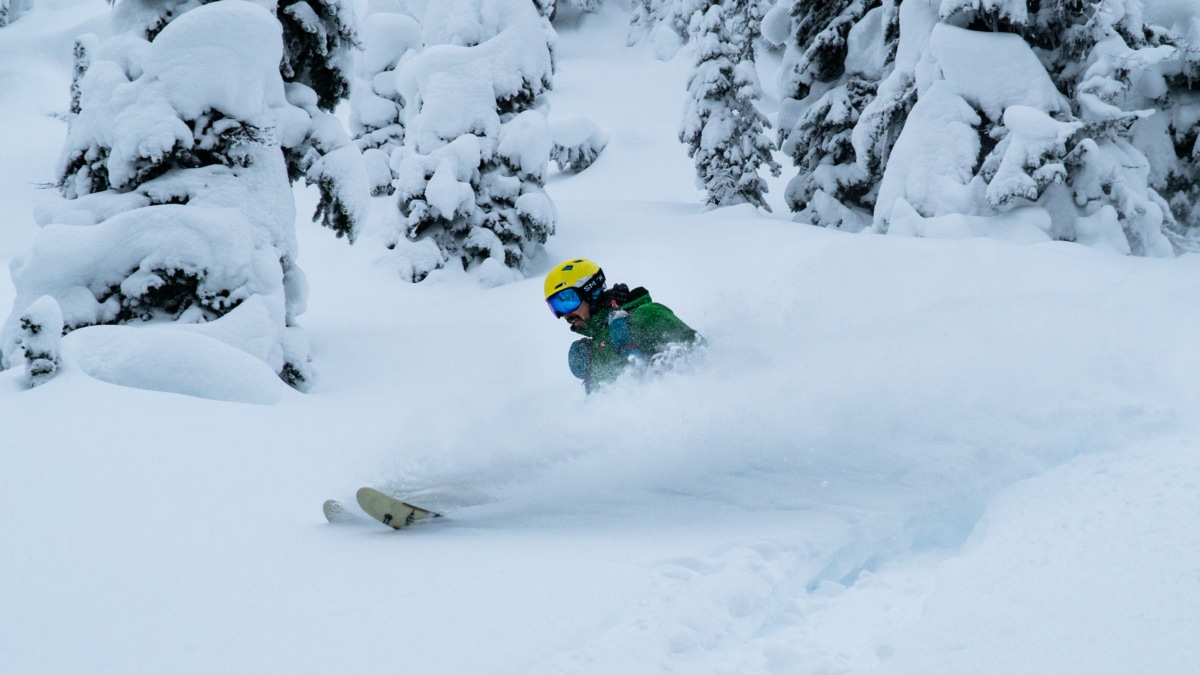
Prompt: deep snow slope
<box><xmin>2</xmin><ymin>3</ymin><xmax>1199</xmax><ymax>674</ymax></box>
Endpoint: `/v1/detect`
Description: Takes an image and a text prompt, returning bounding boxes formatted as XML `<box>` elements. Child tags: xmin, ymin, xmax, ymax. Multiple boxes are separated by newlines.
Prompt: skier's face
<box><xmin>564</xmin><ymin>301</ymin><xmax>590</xmax><ymax>330</ymax></box>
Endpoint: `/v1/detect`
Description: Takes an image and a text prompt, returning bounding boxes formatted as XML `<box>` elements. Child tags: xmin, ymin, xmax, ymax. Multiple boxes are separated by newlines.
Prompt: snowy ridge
<box><xmin>2</xmin><ymin>1</ymin><xmax>1199</xmax><ymax>674</ymax></box>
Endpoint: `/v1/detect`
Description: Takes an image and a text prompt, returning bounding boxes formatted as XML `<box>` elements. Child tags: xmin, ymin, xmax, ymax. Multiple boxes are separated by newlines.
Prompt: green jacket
<box><xmin>570</xmin><ymin>288</ymin><xmax>700</xmax><ymax>391</ymax></box>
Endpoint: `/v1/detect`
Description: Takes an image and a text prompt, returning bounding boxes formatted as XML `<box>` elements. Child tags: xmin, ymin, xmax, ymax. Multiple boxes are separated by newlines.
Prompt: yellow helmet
<box><xmin>544</xmin><ymin>258</ymin><xmax>605</xmax><ymax>301</ymax></box>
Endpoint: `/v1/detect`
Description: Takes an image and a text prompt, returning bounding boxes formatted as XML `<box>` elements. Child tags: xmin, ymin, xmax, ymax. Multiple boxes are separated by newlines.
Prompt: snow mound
<box><xmin>889</xmin><ymin>199</ymin><xmax>1053</xmax><ymax>244</ymax></box>
<box><xmin>141</xmin><ymin>0</ymin><xmax>287</xmax><ymax>123</ymax></box>
<box><xmin>63</xmin><ymin>325</ymin><xmax>283</xmax><ymax>404</ymax></box>
<box><xmin>926</xmin><ymin>23</ymin><xmax>1068</xmax><ymax>120</ymax></box>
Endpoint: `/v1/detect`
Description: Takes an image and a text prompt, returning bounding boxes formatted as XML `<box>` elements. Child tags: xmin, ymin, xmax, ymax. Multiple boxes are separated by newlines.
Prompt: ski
<box><xmin>322</xmin><ymin>498</ymin><xmax>367</xmax><ymax>524</ymax></box>
<box><xmin>323</xmin><ymin>487</ymin><xmax>442</xmax><ymax>530</ymax></box>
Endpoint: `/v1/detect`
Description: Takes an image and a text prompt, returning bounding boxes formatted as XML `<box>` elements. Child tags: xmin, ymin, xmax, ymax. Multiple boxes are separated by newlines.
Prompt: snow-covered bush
<box><xmin>350</xmin><ymin>7</ymin><xmax>422</xmax><ymax>196</ymax></box>
<box><xmin>629</xmin><ymin>0</ymin><xmax>695</xmax><ymax>57</ymax></box>
<box><xmin>680</xmin><ymin>0</ymin><xmax>779</xmax><ymax>211</ymax></box>
<box><xmin>0</xmin><ymin>0</ymin><xmax>313</xmax><ymax>387</ymax></box>
<box><xmin>17</xmin><ymin>296</ymin><xmax>64</xmax><ymax>388</ymax></box>
<box><xmin>550</xmin><ymin>117</ymin><xmax>608</xmax><ymax>172</ymax></box>
<box><xmin>554</xmin><ymin>0</ymin><xmax>603</xmax><ymax>16</ymax></box>
<box><xmin>0</xmin><ymin>0</ymin><xmax>31</xmax><ymax>26</ymax></box>
<box><xmin>386</xmin><ymin>0</ymin><xmax>558</xmax><ymax>282</ymax></box>
<box><xmin>776</xmin><ymin>0</ymin><xmax>1198</xmax><ymax>255</ymax></box>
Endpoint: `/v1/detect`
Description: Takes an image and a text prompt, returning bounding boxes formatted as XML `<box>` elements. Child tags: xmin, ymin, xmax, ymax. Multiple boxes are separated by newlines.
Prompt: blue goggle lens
<box><xmin>548</xmin><ymin>288</ymin><xmax>582</xmax><ymax>317</ymax></box>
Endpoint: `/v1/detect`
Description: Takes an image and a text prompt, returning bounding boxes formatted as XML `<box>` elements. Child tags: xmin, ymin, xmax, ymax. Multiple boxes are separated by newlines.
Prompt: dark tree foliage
<box><xmin>278</xmin><ymin>0</ymin><xmax>359</xmax><ymax>111</ymax></box>
<box><xmin>782</xmin><ymin>0</ymin><xmax>881</xmax><ymax>101</ymax></box>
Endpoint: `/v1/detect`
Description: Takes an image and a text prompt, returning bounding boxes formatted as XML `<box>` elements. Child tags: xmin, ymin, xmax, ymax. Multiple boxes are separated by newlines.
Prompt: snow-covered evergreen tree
<box><xmin>0</xmin><ymin>1</ymin><xmax>314</xmax><ymax>387</ymax></box>
<box><xmin>277</xmin><ymin>0</ymin><xmax>369</xmax><ymax>242</ymax></box>
<box><xmin>386</xmin><ymin>0</ymin><xmax>557</xmax><ymax>283</ymax></box>
<box><xmin>349</xmin><ymin>6</ymin><xmax>422</xmax><ymax>197</ymax></box>
<box><xmin>777</xmin><ymin>0</ymin><xmax>1197</xmax><ymax>256</ymax></box>
<box><xmin>106</xmin><ymin>0</ymin><xmax>367</xmax><ymax>242</ymax></box>
<box><xmin>772</xmin><ymin>0</ymin><xmax>904</xmax><ymax>230</ymax></box>
<box><xmin>777</xmin><ymin>0</ymin><xmax>885</xmax><ymax>103</ymax></box>
<box><xmin>680</xmin><ymin>0</ymin><xmax>779</xmax><ymax>211</ymax></box>
<box><xmin>929</xmin><ymin>0</ymin><xmax>1187</xmax><ymax>255</ymax></box>
<box><xmin>1143</xmin><ymin>15</ymin><xmax>1200</xmax><ymax>246</ymax></box>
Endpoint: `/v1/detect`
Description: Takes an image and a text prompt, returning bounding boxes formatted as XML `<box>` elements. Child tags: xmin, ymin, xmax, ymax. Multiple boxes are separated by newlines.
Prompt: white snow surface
<box><xmin>2</xmin><ymin>2</ymin><xmax>1199</xmax><ymax>674</ymax></box>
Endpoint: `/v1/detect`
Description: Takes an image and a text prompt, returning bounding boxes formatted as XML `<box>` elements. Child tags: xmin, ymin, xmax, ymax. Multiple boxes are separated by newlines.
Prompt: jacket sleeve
<box><xmin>627</xmin><ymin>302</ymin><xmax>699</xmax><ymax>355</ymax></box>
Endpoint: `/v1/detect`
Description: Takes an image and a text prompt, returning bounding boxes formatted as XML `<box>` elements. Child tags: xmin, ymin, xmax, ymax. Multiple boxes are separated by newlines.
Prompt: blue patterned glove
<box><xmin>607</xmin><ymin>310</ymin><xmax>645</xmax><ymax>360</ymax></box>
<box><xmin>568</xmin><ymin>339</ymin><xmax>593</xmax><ymax>380</ymax></box>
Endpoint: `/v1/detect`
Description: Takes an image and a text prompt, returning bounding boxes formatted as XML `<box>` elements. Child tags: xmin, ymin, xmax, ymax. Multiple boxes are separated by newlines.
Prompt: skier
<box><xmin>544</xmin><ymin>258</ymin><xmax>702</xmax><ymax>392</ymax></box>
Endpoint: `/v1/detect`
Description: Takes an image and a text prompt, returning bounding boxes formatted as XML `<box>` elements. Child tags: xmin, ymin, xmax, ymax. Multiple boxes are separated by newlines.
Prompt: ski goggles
<box><xmin>547</xmin><ymin>288</ymin><xmax>583</xmax><ymax>318</ymax></box>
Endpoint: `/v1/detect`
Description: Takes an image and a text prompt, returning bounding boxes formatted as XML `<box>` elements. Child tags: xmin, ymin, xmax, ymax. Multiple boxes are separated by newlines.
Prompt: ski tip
<box><xmin>322</xmin><ymin>499</ymin><xmax>347</xmax><ymax>523</ymax></box>
<box><xmin>355</xmin><ymin>486</ymin><xmax>382</xmax><ymax>503</ymax></box>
